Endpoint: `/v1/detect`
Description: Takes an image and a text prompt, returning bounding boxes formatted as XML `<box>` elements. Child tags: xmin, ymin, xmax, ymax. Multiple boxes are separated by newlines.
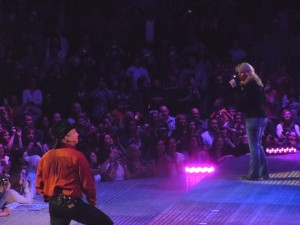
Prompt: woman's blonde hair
<box><xmin>236</xmin><ymin>62</ymin><xmax>264</xmax><ymax>88</ymax></box>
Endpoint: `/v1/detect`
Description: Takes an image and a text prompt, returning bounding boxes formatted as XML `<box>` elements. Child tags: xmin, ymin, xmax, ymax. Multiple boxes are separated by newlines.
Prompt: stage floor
<box><xmin>2</xmin><ymin>152</ymin><xmax>300</xmax><ymax>225</ymax></box>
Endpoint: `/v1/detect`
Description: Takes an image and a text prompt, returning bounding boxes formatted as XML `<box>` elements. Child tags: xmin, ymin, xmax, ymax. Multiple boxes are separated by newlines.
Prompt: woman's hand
<box><xmin>16</xmin><ymin>129</ymin><xmax>22</xmax><ymax>137</ymax></box>
<box><xmin>4</xmin><ymin>181</ymin><xmax>11</xmax><ymax>191</ymax></box>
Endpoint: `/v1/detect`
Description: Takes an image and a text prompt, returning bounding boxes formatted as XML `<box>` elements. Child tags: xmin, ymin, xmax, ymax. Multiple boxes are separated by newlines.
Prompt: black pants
<box><xmin>49</xmin><ymin>196</ymin><xmax>113</xmax><ymax>225</ymax></box>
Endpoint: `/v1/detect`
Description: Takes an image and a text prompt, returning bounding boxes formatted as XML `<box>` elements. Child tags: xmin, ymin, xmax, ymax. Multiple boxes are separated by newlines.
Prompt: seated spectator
<box><xmin>0</xmin><ymin>127</ymin><xmax>23</xmax><ymax>153</ymax></box>
<box><xmin>263</xmin><ymin>132</ymin><xmax>280</xmax><ymax>149</ymax></box>
<box><xmin>165</xmin><ymin>137</ymin><xmax>185</xmax><ymax>176</ymax></box>
<box><xmin>229</xmin><ymin>113</ymin><xmax>246</xmax><ymax>146</ymax></box>
<box><xmin>20</xmin><ymin>113</ymin><xmax>43</xmax><ymax>143</ymax></box>
<box><xmin>21</xmin><ymin>78</ymin><xmax>43</xmax><ymax>122</ymax></box>
<box><xmin>189</xmin><ymin>107</ymin><xmax>208</xmax><ymax>135</ymax></box>
<box><xmin>171</xmin><ymin>114</ymin><xmax>189</xmax><ymax>151</ymax></box>
<box><xmin>86</xmin><ymin>151</ymin><xmax>102</xmax><ymax>182</ymax></box>
<box><xmin>0</xmin><ymin>166</ymin><xmax>12</xmax><ymax>217</ymax></box>
<box><xmin>159</xmin><ymin>105</ymin><xmax>176</xmax><ymax>136</ymax></box>
<box><xmin>276</xmin><ymin>108</ymin><xmax>300</xmax><ymax>147</ymax></box>
<box><xmin>209</xmin><ymin>135</ymin><xmax>233</xmax><ymax>164</ymax></box>
<box><xmin>36</xmin><ymin>115</ymin><xmax>51</xmax><ymax>143</ymax></box>
<box><xmin>126</xmin><ymin>143</ymin><xmax>155</xmax><ymax>179</ymax></box>
<box><xmin>201</xmin><ymin>118</ymin><xmax>219</xmax><ymax>150</ymax></box>
<box><xmin>126</xmin><ymin>56</ymin><xmax>151</xmax><ymax>91</ymax></box>
<box><xmin>209</xmin><ymin>97</ymin><xmax>230</xmax><ymax>126</ymax></box>
<box><xmin>22</xmin><ymin>127</ymin><xmax>45</xmax><ymax>156</ymax></box>
<box><xmin>99</xmin><ymin>146</ymin><xmax>130</xmax><ymax>182</ymax></box>
<box><xmin>187</xmin><ymin>120</ymin><xmax>202</xmax><ymax>138</ymax></box>
<box><xmin>237</xmin><ymin>134</ymin><xmax>250</xmax><ymax>156</ymax></box>
<box><xmin>281</xmin><ymin>86</ymin><xmax>300</xmax><ymax>123</ymax></box>
<box><xmin>286</xmin><ymin>131</ymin><xmax>298</xmax><ymax>148</ymax></box>
<box><xmin>185</xmin><ymin>135</ymin><xmax>209</xmax><ymax>164</ymax></box>
<box><xmin>112</xmin><ymin>78</ymin><xmax>132</xmax><ymax>115</ymax></box>
<box><xmin>97</xmin><ymin>133</ymin><xmax>124</xmax><ymax>163</ymax></box>
<box><xmin>0</xmin><ymin>143</ymin><xmax>10</xmax><ymax>172</ymax></box>
<box><xmin>145</xmin><ymin>78</ymin><xmax>166</xmax><ymax>110</ymax></box>
<box><xmin>152</xmin><ymin>139</ymin><xmax>171</xmax><ymax>177</ymax></box>
<box><xmin>52</xmin><ymin>112</ymin><xmax>63</xmax><ymax>124</ymax></box>
<box><xmin>22</xmin><ymin>152</ymin><xmax>40</xmax><ymax>195</ymax></box>
<box><xmin>6</xmin><ymin>166</ymin><xmax>34</xmax><ymax>204</ymax></box>
<box><xmin>3</xmin><ymin>95</ymin><xmax>23</xmax><ymax>127</ymax></box>
<box><xmin>147</xmin><ymin>110</ymin><xmax>161</xmax><ymax>133</ymax></box>
<box><xmin>90</xmin><ymin>76</ymin><xmax>114</xmax><ymax>122</ymax></box>
<box><xmin>175</xmin><ymin>76</ymin><xmax>202</xmax><ymax>114</ymax></box>
<box><xmin>117</xmin><ymin>118</ymin><xmax>147</xmax><ymax>159</ymax></box>
<box><xmin>223</xmin><ymin>106</ymin><xmax>237</xmax><ymax>130</ymax></box>
<box><xmin>219</xmin><ymin>125</ymin><xmax>237</xmax><ymax>156</ymax></box>
<box><xmin>0</xmin><ymin>107</ymin><xmax>13</xmax><ymax>131</ymax></box>
<box><xmin>97</xmin><ymin>133</ymin><xmax>129</xmax><ymax>181</ymax></box>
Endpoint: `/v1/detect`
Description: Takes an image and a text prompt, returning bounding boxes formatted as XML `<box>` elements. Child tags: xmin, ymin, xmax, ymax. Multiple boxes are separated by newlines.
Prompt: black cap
<box><xmin>51</xmin><ymin>120</ymin><xmax>74</xmax><ymax>148</ymax></box>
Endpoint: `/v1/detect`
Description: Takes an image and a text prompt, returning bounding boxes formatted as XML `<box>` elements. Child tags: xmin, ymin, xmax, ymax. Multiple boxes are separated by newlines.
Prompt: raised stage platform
<box><xmin>2</xmin><ymin>151</ymin><xmax>300</xmax><ymax>225</ymax></box>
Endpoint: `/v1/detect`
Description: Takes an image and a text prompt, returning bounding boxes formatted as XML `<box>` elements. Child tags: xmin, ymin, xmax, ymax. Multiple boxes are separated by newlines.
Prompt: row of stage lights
<box><xmin>266</xmin><ymin>147</ymin><xmax>297</xmax><ymax>154</ymax></box>
<box><xmin>184</xmin><ymin>148</ymin><xmax>297</xmax><ymax>174</ymax></box>
<box><xmin>185</xmin><ymin>166</ymin><xmax>215</xmax><ymax>174</ymax></box>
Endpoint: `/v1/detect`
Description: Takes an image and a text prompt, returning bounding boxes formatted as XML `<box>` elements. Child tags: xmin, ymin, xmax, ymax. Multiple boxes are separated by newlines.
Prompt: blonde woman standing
<box><xmin>235</xmin><ymin>62</ymin><xmax>269</xmax><ymax>181</ymax></box>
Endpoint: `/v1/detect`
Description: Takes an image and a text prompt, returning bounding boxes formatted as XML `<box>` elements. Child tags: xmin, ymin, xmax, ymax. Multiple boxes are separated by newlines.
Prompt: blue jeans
<box><xmin>246</xmin><ymin>118</ymin><xmax>269</xmax><ymax>179</ymax></box>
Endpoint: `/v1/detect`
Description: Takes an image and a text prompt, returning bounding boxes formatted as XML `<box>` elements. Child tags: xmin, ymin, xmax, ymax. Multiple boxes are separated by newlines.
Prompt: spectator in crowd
<box><xmin>165</xmin><ymin>137</ymin><xmax>185</xmax><ymax>176</ymax></box>
<box><xmin>264</xmin><ymin>79</ymin><xmax>280</xmax><ymax>125</ymax></box>
<box><xmin>0</xmin><ymin>127</ymin><xmax>23</xmax><ymax>153</ymax></box>
<box><xmin>20</xmin><ymin>113</ymin><xmax>43</xmax><ymax>143</ymax></box>
<box><xmin>21</xmin><ymin>78</ymin><xmax>43</xmax><ymax>122</ymax></box>
<box><xmin>152</xmin><ymin>139</ymin><xmax>171</xmax><ymax>177</ymax></box>
<box><xmin>91</xmin><ymin>76</ymin><xmax>114</xmax><ymax>122</ymax></box>
<box><xmin>159</xmin><ymin>105</ymin><xmax>175</xmax><ymax>136</ymax></box>
<box><xmin>0</xmin><ymin>143</ymin><xmax>10</xmax><ymax>172</ymax></box>
<box><xmin>219</xmin><ymin>125</ymin><xmax>237</xmax><ymax>156</ymax></box>
<box><xmin>37</xmin><ymin>115</ymin><xmax>50</xmax><ymax>134</ymax></box>
<box><xmin>175</xmin><ymin>75</ymin><xmax>202</xmax><ymax>114</ymax></box>
<box><xmin>201</xmin><ymin>118</ymin><xmax>220</xmax><ymax>151</ymax></box>
<box><xmin>22</xmin><ymin>127</ymin><xmax>45</xmax><ymax>157</ymax></box>
<box><xmin>98</xmin><ymin>141</ymin><xmax>130</xmax><ymax>181</ymax></box>
<box><xmin>237</xmin><ymin>134</ymin><xmax>250</xmax><ymax>156</ymax></box>
<box><xmin>86</xmin><ymin>151</ymin><xmax>102</xmax><ymax>182</ymax></box>
<box><xmin>228</xmin><ymin>38</ymin><xmax>247</xmax><ymax>64</ymax></box>
<box><xmin>209</xmin><ymin>135</ymin><xmax>233</xmax><ymax>164</ymax></box>
<box><xmin>281</xmin><ymin>85</ymin><xmax>300</xmax><ymax>123</ymax></box>
<box><xmin>172</xmin><ymin>114</ymin><xmax>189</xmax><ymax>151</ymax></box>
<box><xmin>189</xmin><ymin>107</ymin><xmax>208</xmax><ymax>134</ymax></box>
<box><xmin>113</xmin><ymin>78</ymin><xmax>132</xmax><ymax>114</ymax></box>
<box><xmin>126</xmin><ymin>143</ymin><xmax>155</xmax><ymax>179</ymax></box>
<box><xmin>126</xmin><ymin>56</ymin><xmax>151</xmax><ymax>91</ymax></box>
<box><xmin>145</xmin><ymin>78</ymin><xmax>166</xmax><ymax>110</ymax></box>
<box><xmin>187</xmin><ymin>120</ymin><xmax>202</xmax><ymax>138</ymax></box>
<box><xmin>0</xmin><ymin>164</ymin><xmax>12</xmax><ymax>217</ymax></box>
<box><xmin>5</xmin><ymin>165</ymin><xmax>34</xmax><ymax>204</ymax></box>
<box><xmin>185</xmin><ymin>134</ymin><xmax>209</xmax><ymax>164</ymax></box>
<box><xmin>276</xmin><ymin>108</ymin><xmax>300</xmax><ymax>147</ymax></box>
<box><xmin>210</xmin><ymin>97</ymin><xmax>230</xmax><ymax>126</ymax></box>
<box><xmin>71</xmin><ymin>80</ymin><xmax>91</xmax><ymax>112</ymax></box>
<box><xmin>0</xmin><ymin>107</ymin><xmax>13</xmax><ymax>130</ymax></box>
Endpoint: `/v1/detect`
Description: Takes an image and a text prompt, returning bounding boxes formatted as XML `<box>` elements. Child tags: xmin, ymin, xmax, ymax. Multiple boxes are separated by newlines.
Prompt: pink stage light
<box><xmin>266</xmin><ymin>147</ymin><xmax>297</xmax><ymax>154</ymax></box>
<box><xmin>185</xmin><ymin>166</ymin><xmax>215</xmax><ymax>174</ymax></box>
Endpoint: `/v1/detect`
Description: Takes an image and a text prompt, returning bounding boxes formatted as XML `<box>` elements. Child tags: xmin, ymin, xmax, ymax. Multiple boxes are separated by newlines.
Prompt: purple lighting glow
<box><xmin>185</xmin><ymin>166</ymin><xmax>215</xmax><ymax>174</ymax></box>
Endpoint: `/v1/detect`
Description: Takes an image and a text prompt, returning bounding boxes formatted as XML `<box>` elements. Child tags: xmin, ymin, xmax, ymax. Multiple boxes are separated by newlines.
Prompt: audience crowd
<box><xmin>1</xmin><ymin>0</ymin><xmax>300</xmax><ymax>214</ymax></box>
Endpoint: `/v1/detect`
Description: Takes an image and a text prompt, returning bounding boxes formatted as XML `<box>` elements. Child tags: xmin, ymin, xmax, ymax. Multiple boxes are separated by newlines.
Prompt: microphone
<box><xmin>229</xmin><ymin>74</ymin><xmax>239</xmax><ymax>88</ymax></box>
